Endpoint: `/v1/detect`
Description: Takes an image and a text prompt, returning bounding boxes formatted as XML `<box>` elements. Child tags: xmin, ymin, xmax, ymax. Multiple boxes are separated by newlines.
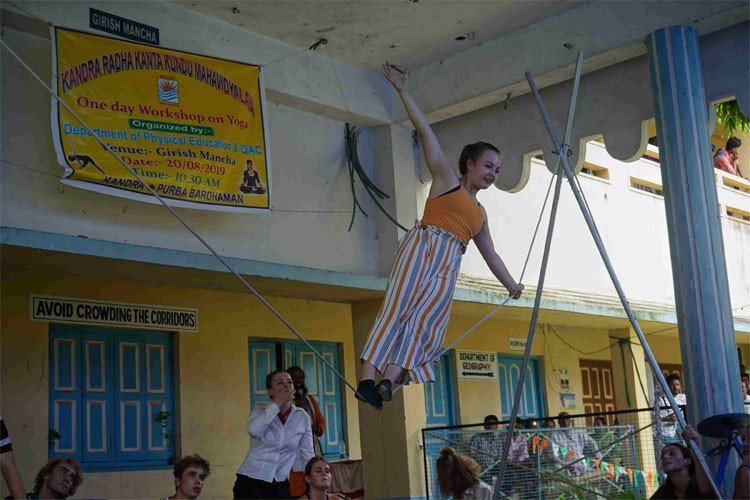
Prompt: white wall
<box><xmin>455</xmin><ymin>141</ymin><xmax>750</xmax><ymax>318</ymax></box>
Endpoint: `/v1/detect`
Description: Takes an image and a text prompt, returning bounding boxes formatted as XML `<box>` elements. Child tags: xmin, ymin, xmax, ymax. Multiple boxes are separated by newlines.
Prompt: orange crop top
<box><xmin>421</xmin><ymin>185</ymin><xmax>485</xmax><ymax>245</ymax></box>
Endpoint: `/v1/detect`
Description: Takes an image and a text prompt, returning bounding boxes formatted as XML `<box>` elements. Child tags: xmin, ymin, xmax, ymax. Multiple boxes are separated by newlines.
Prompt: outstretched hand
<box><xmin>383</xmin><ymin>61</ymin><xmax>408</xmax><ymax>92</ymax></box>
<box><xmin>508</xmin><ymin>283</ymin><xmax>524</xmax><ymax>300</ymax></box>
<box><xmin>682</xmin><ymin>424</ymin><xmax>700</xmax><ymax>444</ymax></box>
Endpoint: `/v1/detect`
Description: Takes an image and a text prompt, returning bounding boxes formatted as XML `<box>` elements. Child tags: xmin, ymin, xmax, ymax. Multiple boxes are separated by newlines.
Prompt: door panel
<box><xmin>579</xmin><ymin>359</ymin><xmax>616</xmax><ymax>425</ymax></box>
<box><xmin>497</xmin><ymin>355</ymin><xmax>545</xmax><ymax>420</ymax></box>
<box><xmin>425</xmin><ymin>352</ymin><xmax>455</xmax><ymax>427</ymax></box>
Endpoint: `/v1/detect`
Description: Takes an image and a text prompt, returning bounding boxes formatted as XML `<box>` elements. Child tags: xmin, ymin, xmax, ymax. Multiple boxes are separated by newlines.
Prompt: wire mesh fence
<box><xmin>421</xmin><ymin>407</ymin><xmax>701</xmax><ymax>499</ymax></box>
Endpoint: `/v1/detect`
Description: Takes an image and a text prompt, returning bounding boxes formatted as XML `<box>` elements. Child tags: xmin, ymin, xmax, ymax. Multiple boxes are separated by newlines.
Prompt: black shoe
<box><xmin>356</xmin><ymin>380</ymin><xmax>383</xmax><ymax>410</ymax></box>
<box><xmin>375</xmin><ymin>379</ymin><xmax>393</xmax><ymax>402</ymax></box>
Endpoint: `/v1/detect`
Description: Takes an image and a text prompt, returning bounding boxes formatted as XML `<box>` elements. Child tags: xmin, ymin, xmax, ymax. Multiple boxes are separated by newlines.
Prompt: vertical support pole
<box><xmin>493</xmin><ymin>52</ymin><xmax>585</xmax><ymax>499</ymax></box>
<box><xmin>647</xmin><ymin>26</ymin><xmax>742</xmax><ymax>495</ymax></box>
<box><xmin>525</xmin><ymin>68</ymin><xmax>723</xmax><ymax>499</ymax></box>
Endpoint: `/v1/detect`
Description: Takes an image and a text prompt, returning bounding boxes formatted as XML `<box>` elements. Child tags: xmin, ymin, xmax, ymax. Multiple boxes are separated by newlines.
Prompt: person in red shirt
<box><xmin>713</xmin><ymin>137</ymin><xmax>743</xmax><ymax>177</ymax></box>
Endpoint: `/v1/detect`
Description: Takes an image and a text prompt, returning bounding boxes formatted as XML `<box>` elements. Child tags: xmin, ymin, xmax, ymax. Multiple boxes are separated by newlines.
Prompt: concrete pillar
<box><xmin>647</xmin><ymin>25</ymin><xmax>743</xmax><ymax>493</ymax></box>
<box><xmin>352</xmin><ymin>301</ymin><xmax>427</xmax><ymax>499</ymax></box>
<box><xmin>349</xmin><ymin>123</ymin><xmax>427</xmax><ymax>498</ymax></box>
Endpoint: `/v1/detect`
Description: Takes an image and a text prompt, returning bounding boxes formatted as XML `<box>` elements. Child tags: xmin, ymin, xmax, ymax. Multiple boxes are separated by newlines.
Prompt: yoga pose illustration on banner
<box><xmin>68</xmin><ymin>137</ymin><xmax>106</xmax><ymax>176</ymax></box>
<box><xmin>356</xmin><ymin>62</ymin><xmax>524</xmax><ymax>410</ymax></box>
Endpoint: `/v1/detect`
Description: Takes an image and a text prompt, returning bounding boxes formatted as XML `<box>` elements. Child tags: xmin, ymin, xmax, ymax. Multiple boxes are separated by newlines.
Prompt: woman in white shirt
<box><xmin>233</xmin><ymin>370</ymin><xmax>315</xmax><ymax>499</ymax></box>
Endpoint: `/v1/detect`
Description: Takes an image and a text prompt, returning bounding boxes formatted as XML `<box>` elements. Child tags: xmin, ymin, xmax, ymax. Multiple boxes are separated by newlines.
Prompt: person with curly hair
<box><xmin>30</xmin><ymin>458</ymin><xmax>83</xmax><ymax>499</ymax></box>
<box><xmin>436</xmin><ymin>447</ymin><xmax>492</xmax><ymax>500</ymax></box>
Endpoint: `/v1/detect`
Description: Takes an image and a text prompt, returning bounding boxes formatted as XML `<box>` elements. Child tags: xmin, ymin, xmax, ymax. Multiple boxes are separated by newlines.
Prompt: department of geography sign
<box><xmin>51</xmin><ymin>27</ymin><xmax>270</xmax><ymax>212</ymax></box>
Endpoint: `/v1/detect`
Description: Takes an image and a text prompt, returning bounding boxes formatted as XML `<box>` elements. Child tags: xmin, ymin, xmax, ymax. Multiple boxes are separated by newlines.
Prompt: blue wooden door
<box><xmin>285</xmin><ymin>342</ymin><xmax>346</xmax><ymax>459</ymax></box>
<box><xmin>50</xmin><ymin>332</ymin><xmax>81</xmax><ymax>461</ymax></box>
<box><xmin>248</xmin><ymin>340</ymin><xmax>279</xmax><ymax>410</ymax></box>
<box><xmin>50</xmin><ymin>325</ymin><xmax>174</xmax><ymax>469</ymax></box>
<box><xmin>424</xmin><ymin>352</ymin><xmax>456</xmax><ymax>427</ymax></box>
<box><xmin>82</xmin><ymin>332</ymin><xmax>113</xmax><ymax>463</ymax></box>
<box><xmin>497</xmin><ymin>354</ymin><xmax>545</xmax><ymax>420</ymax></box>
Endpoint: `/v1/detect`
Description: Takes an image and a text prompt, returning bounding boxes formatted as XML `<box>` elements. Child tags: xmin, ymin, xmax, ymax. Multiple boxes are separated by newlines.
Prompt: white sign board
<box><xmin>31</xmin><ymin>294</ymin><xmax>198</xmax><ymax>332</ymax></box>
<box><xmin>456</xmin><ymin>350</ymin><xmax>498</xmax><ymax>380</ymax></box>
<box><xmin>509</xmin><ymin>337</ymin><xmax>528</xmax><ymax>351</ymax></box>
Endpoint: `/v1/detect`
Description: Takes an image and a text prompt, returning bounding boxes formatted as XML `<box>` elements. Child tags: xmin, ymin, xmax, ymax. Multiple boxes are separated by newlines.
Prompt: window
<box><xmin>580</xmin><ymin>162</ymin><xmax>610</xmax><ymax>181</ymax></box>
<box><xmin>630</xmin><ymin>177</ymin><xmax>664</xmax><ymax>197</ymax></box>
<box><xmin>726</xmin><ymin>205</ymin><xmax>750</xmax><ymax>222</ymax></box>
<box><xmin>49</xmin><ymin>324</ymin><xmax>174</xmax><ymax>471</ymax></box>
<box><xmin>721</xmin><ymin>176</ymin><xmax>750</xmax><ymax>194</ymax></box>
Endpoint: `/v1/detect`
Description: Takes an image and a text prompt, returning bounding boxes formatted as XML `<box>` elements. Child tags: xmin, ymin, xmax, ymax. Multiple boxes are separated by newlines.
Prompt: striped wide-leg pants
<box><xmin>360</xmin><ymin>223</ymin><xmax>465</xmax><ymax>384</ymax></box>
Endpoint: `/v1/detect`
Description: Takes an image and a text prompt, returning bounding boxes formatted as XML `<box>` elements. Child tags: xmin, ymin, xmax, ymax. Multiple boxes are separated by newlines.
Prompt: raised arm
<box><xmin>383</xmin><ymin>62</ymin><xmax>458</xmax><ymax>190</ymax></box>
<box><xmin>682</xmin><ymin>425</ymin><xmax>713</xmax><ymax>498</ymax></box>
<box><xmin>472</xmin><ymin>210</ymin><xmax>524</xmax><ymax>299</ymax></box>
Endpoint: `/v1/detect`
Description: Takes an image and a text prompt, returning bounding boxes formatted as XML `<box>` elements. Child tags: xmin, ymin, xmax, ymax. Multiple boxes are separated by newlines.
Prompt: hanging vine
<box><xmin>344</xmin><ymin>123</ymin><xmax>408</xmax><ymax>232</ymax></box>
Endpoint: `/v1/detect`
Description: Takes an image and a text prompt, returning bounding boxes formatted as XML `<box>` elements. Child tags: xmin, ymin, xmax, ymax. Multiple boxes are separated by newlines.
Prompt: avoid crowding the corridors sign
<box><xmin>51</xmin><ymin>27</ymin><xmax>270</xmax><ymax>212</ymax></box>
<box><xmin>31</xmin><ymin>294</ymin><xmax>198</xmax><ymax>332</ymax></box>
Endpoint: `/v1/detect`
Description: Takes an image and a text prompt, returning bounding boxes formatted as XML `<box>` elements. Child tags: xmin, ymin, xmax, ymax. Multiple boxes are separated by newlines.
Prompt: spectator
<box><xmin>502</xmin><ymin>419</ymin><xmax>530</xmax><ymax>496</ymax></box>
<box><xmin>734</xmin><ymin>426</ymin><xmax>749</xmax><ymax>500</ymax></box>
<box><xmin>591</xmin><ymin>417</ymin><xmax>623</xmax><ymax>466</ymax></box>
<box><xmin>287</xmin><ymin>366</ymin><xmax>325</xmax><ymax>454</ymax></box>
<box><xmin>299</xmin><ymin>457</ymin><xmax>349</xmax><ymax>500</ymax></box>
<box><xmin>659</xmin><ymin>374</ymin><xmax>686</xmax><ymax>443</ymax></box>
<box><xmin>467</xmin><ymin>415</ymin><xmax>502</xmax><ymax>482</ymax></box>
<box><xmin>550</xmin><ymin>412</ymin><xmax>602</xmax><ymax>476</ymax></box>
<box><xmin>542</xmin><ymin>418</ymin><xmax>556</xmax><ymax>429</ymax></box>
<box><xmin>651</xmin><ymin>425</ymin><xmax>716</xmax><ymax>499</ymax></box>
<box><xmin>436</xmin><ymin>447</ymin><xmax>493</xmax><ymax>500</ymax></box>
<box><xmin>162</xmin><ymin>454</ymin><xmax>210</xmax><ymax>500</ymax></box>
<box><xmin>233</xmin><ymin>370</ymin><xmax>314</xmax><ymax>499</ymax></box>
<box><xmin>713</xmin><ymin>137</ymin><xmax>744</xmax><ymax>178</ymax></box>
<box><xmin>30</xmin><ymin>458</ymin><xmax>83</xmax><ymax>499</ymax></box>
<box><xmin>741</xmin><ymin>380</ymin><xmax>750</xmax><ymax>415</ymax></box>
<box><xmin>0</xmin><ymin>415</ymin><xmax>26</xmax><ymax>499</ymax></box>
<box><xmin>287</xmin><ymin>366</ymin><xmax>326</xmax><ymax>497</ymax></box>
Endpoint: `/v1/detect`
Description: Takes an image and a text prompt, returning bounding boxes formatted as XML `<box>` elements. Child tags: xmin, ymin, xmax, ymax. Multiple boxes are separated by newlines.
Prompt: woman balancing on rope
<box><xmin>356</xmin><ymin>62</ymin><xmax>524</xmax><ymax>410</ymax></box>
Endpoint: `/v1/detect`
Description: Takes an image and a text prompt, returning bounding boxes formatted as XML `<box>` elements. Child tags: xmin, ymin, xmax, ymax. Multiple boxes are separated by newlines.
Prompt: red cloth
<box><xmin>278</xmin><ymin>405</ymin><xmax>293</xmax><ymax>425</ymax></box>
<box><xmin>713</xmin><ymin>148</ymin><xmax>740</xmax><ymax>176</ymax></box>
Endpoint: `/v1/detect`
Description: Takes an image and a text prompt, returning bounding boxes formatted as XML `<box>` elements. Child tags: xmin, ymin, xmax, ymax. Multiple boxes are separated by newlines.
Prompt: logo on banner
<box><xmin>158</xmin><ymin>77</ymin><xmax>179</xmax><ymax>104</ymax></box>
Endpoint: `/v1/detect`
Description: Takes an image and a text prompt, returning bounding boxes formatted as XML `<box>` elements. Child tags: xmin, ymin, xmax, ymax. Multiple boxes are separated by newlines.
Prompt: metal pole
<box><xmin>493</xmin><ymin>52</ymin><xmax>585</xmax><ymax>500</ymax></box>
<box><xmin>525</xmin><ymin>70</ymin><xmax>724</xmax><ymax>500</ymax></box>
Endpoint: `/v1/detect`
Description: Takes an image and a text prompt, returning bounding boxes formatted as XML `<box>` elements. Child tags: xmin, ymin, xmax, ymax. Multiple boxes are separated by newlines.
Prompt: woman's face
<box><xmin>466</xmin><ymin>150</ymin><xmax>500</xmax><ymax>189</ymax></box>
<box><xmin>661</xmin><ymin>445</ymin><xmax>691</xmax><ymax>474</ymax></box>
<box><xmin>246</xmin><ymin>161</ymin><xmax>254</xmax><ymax>172</ymax></box>
<box><xmin>306</xmin><ymin>460</ymin><xmax>331</xmax><ymax>489</ymax></box>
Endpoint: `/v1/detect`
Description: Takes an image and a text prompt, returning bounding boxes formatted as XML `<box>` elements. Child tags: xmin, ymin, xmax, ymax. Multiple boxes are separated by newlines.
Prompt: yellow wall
<box><xmin>539</xmin><ymin>324</ymin><xmax>611</xmax><ymax>417</ymax></box>
<box><xmin>0</xmin><ymin>267</ymin><xmax>361</xmax><ymax>499</ymax></box>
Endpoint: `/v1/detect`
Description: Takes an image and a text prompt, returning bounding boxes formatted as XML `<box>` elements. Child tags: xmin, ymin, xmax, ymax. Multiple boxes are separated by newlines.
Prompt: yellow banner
<box><xmin>52</xmin><ymin>28</ymin><xmax>269</xmax><ymax>212</ymax></box>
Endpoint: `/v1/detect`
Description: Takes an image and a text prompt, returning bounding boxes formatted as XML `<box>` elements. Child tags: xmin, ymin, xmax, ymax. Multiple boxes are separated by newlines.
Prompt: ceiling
<box><xmin>170</xmin><ymin>0</ymin><xmax>584</xmax><ymax>72</ymax></box>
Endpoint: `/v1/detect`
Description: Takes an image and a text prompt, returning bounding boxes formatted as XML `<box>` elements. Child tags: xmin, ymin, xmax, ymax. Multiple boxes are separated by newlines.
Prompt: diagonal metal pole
<box><xmin>492</xmin><ymin>52</ymin><xmax>585</xmax><ymax>500</ymax></box>
<box><xmin>525</xmin><ymin>69</ymin><xmax>723</xmax><ymax>500</ymax></box>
